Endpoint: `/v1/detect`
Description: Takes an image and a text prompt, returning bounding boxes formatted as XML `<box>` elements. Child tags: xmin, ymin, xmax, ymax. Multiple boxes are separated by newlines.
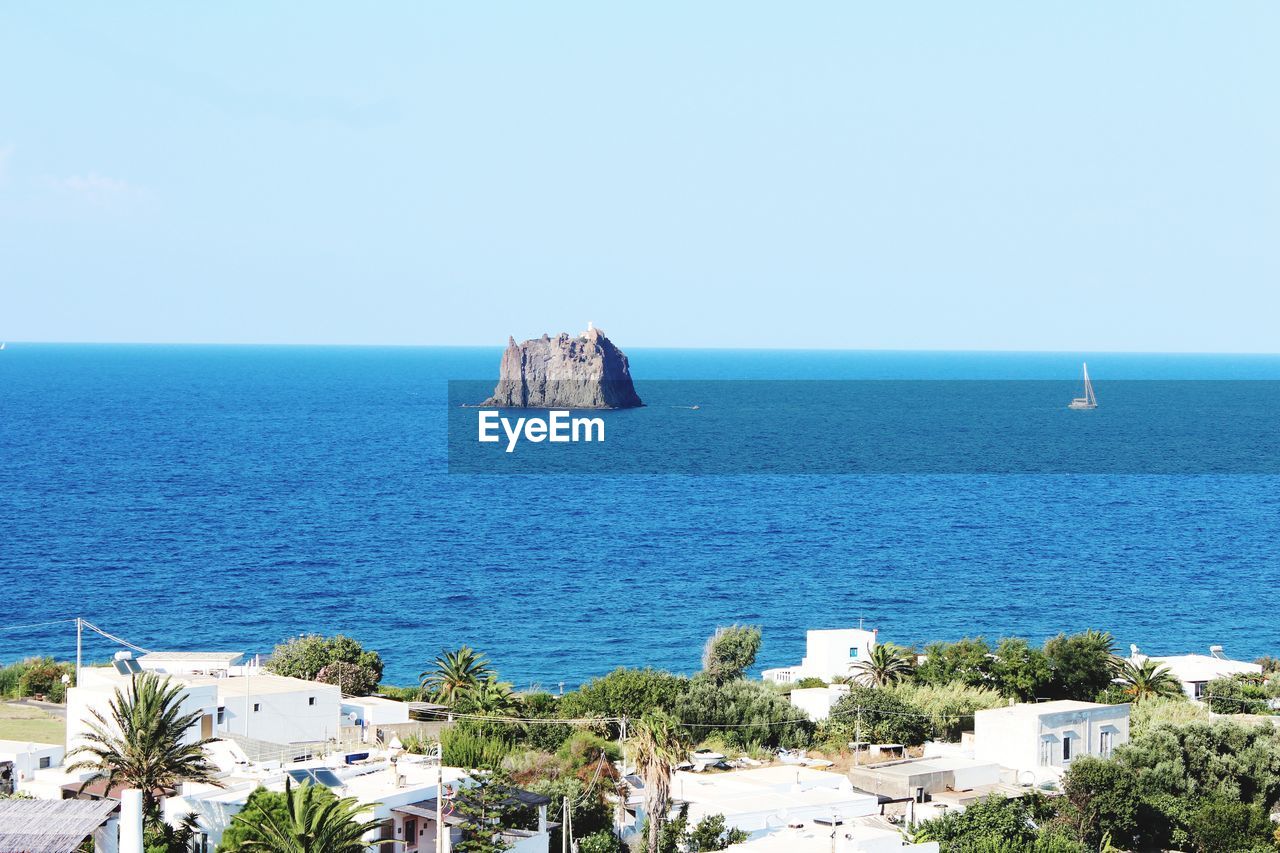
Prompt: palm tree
<box><xmin>852</xmin><ymin>644</ymin><xmax>914</xmax><ymax>687</ymax></box>
<box><xmin>463</xmin><ymin>674</ymin><xmax>518</xmax><ymax>716</ymax></box>
<box><xmin>66</xmin><ymin>671</ymin><xmax>219</xmax><ymax>812</ymax></box>
<box><xmin>234</xmin><ymin>779</ymin><xmax>390</xmax><ymax>851</ymax></box>
<box><xmin>1109</xmin><ymin>658</ymin><xmax>1181</xmax><ymax>702</ymax></box>
<box><xmin>631</xmin><ymin>711</ymin><xmax>691</xmax><ymax>853</ymax></box>
<box><xmin>421</xmin><ymin>646</ymin><xmax>492</xmax><ymax>704</ymax></box>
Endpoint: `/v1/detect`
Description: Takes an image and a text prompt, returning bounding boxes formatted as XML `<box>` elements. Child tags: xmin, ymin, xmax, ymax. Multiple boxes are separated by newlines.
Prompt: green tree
<box><xmin>686</xmin><ymin>814</ymin><xmax>748</xmax><ymax>852</ymax></box>
<box><xmin>1185</xmin><ymin>795</ymin><xmax>1276</xmax><ymax>853</ymax></box>
<box><xmin>822</xmin><ymin>686</ymin><xmax>930</xmax><ymax>747</ymax></box>
<box><xmin>1108</xmin><ymin>658</ymin><xmax>1181</xmax><ymax>703</ymax></box>
<box><xmin>853</xmin><ymin>643</ymin><xmax>914</xmax><ymax>687</ymax></box>
<box><xmin>1043</xmin><ymin>631</ymin><xmax>1115</xmax><ymax>701</ymax></box>
<box><xmin>230</xmin><ymin>779</ymin><xmax>388</xmax><ymax>851</ymax></box>
<box><xmin>559</xmin><ymin>668</ymin><xmax>689</xmax><ymax>736</ymax></box>
<box><xmin>914</xmin><ymin>638</ymin><xmax>994</xmax><ymax>689</ymax></box>
<box><xmin>442</xmin><ymin>720</ymin><xmax>515</xmax><ymax>769</ymax></box>
<box><xmin>989</xmin><ymin>638</ymin><xmax>1052</xmax><ymax>701</ymax></box>
<box><xmin>887</xmin><ymin>682</ymin><xmax>1005</xmax><ymax>742</ymax></box>
<box><xmin>701</xmin><ymin>625</ymin><xmax>762</xmax><ymax>685</ymax></box>
<box><xmin>632</xmin><ymin>712</ymin><xmax>692</xmax><ymax>853</ymax></box>
<box><xmin>913</xmin><ymin>794</ymin><xmax>1040</xmax><ymax>846</ymax></box>
<box><xmin>450</xmin><ymin>771</ymin><xmax>537</xmax><ymax>853</ymax></box>
<box><xmin>1204</xmin><ymin>675</ymin><xmax>1270</xmax><ymax>715</ymax></box>
<box><xmin>674</xmin><ymin>678</ymin><xmax>813</xmax><ymax>749</ymax></box>
<box><xmin>421</xmin><ymin>646</ymin><xmax>493</xmax><ymax>704</ymax></box>
<box><xmin>217</xmin><ymin>785</ymin><xmax>294</xmax><ymax>851</ymax></box>
<box><xmin>315</xmin><ymin>661</ymin><xmax>380</xmax><ymax>697</ymax></box>
<box><xmin>67</xmin><ymin>671</ymin><xmax>219</xmax><ymax>813</ymax></box>
<box><xmin>577</xmin><ymin>831</ymin><xmax>622</xmax><ymax>853</ymax></box>
<box><xmin>265</xmin><ymin>635</ymin><xmax>384</xmax><ymax>690</ymax></box>
<box><xmin>1057</xmin><ymin>757</ymin><xmax>1141</xmax><ymax>849</ymax></box>
<box><xmin>456</xmin><ymin>674</ymin><xmax>518</xmax><ymax>716</ymax></box>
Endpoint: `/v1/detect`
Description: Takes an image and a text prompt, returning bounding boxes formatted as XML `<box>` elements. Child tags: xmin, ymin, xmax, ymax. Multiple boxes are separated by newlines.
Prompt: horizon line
<box><xmin>4</xmin><ymin>339</ymin><xmax>1280</xmax><ymax>357</ymax></box>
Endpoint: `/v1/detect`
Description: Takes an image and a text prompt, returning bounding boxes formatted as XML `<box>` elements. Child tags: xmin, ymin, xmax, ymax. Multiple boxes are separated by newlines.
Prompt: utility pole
<box><xmin>437</xmin><ymin>762</ymin><xmax>445</xmax><ymax>853</ymax></box>
<box><xmin>560</xmin><ymin>794</ymin><xmax>570</xmax><ymax>853</ymax></box>
<box><xmin>75</xmin><ymin>618</ymin><xmax>82</xmax><ymax>687</ymax></box>
<box><xmin>854</xmin><ymin>706</ymin><xmax>862</xmax><ymax>766</ymax></box>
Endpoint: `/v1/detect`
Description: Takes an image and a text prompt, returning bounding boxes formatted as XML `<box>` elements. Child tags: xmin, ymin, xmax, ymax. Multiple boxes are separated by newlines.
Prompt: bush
<box><xmin>578</xmin><ymin>831</ymin><xmax>622</xmax><ymax>853</ymax></box>
<box><xmin>1042</xmin><ymin>631</ymin><xmax>1115</xmax><ymax>701</ymax></box>
<box><xmin>793</xmin><ymin>677</ymin><xmax>827</xmax><ymax>689</ymax></box>
<box><xmin>821</xmin><ymin>686</ymin><xmax>930</xmax><ymax>747</ymax></box>
<box><xmin>888</xmin><ymin>682</ymin><xmax>1005</xmax><ymax>742</ymax></box>
<box><xmin>914</xmin><ymin>794</ymin><xmax>1042</xmax><ymax>847</ymax></box>
<box><xmin>914</xmin><ymin>638</ymin><xmax>994</xmax><ymax>689</ymax></box>
<box><xmin>701</xmin><ymin>625</ymin><xmax>762</xmax><ymax>685</ymax></box>
<box><xmin>264</xmin><ymin>634</ymin><xmax>384</xmax><ymax>688</ymax></box>
<box><xmin>2</xmin><ymin>657</ymin><xmax>74</xmax><ymax>702</ymax></box>
<box><xmin>315</xmin><ymin>661</ymin><xmax>380</xmax><ymax>696</ymax></box>
<box><xmin>558</xmin><ymin>668</ymin><xmax>689</xmax><ymax>735</ymax></box>
<box><xmin>556</xmin><ymin>730</ymin><xmax>620</xmax><ymax>771</ymax></box>
<box><xmin>442</xmin><ymin>721</ymin><xmax>515</xmax><ymax>769</ymax></box>
<box><xmin>674</xmin><ymin>677</ymin><xmax>813</xmax><ymax>749</ymax></box>
<box><xmin>1203</xmin><ymin>675</ymin><xmax>1270</xmax><ymax>715</ymax></box>
<box><xmin>216</xmin><ymin>785</ymin><xmax>317</xmax><ymax>850</ymax></box>
<box><xmin>1129</xmin><ymin>695</ymin><xmax>1206</xmax><ymax>737</ymax></box>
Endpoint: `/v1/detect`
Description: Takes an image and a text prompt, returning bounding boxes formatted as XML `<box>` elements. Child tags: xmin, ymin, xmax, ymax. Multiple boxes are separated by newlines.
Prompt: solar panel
<box><xmin>112</xmin><ymin>659</ymin><xmax>142</xmax><ymax>675</ymax></box>
<box><xmin>286</xmin><ymin>769</ymin><xmax>313</xmax><ymax>785</ymax></box>
<box><xmin>311</xmin><ymin>769</ymin><xmax>342</xmax><ymax>788</ymax></box>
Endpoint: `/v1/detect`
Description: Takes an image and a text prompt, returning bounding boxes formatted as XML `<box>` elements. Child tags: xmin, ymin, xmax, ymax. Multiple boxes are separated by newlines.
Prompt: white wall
<box><xmin>67</xmin><ymin>672</ymin><xmax>218</xmax><ymax>756</ymax></box>
<box><xmin>2</xmin><ymin>741</ymin><xmax>65</xmax><ymax>788</ymax></box>
<box><xmin>975</xmin><ymin>704</ymin><xmax>1129</xmax><ymax>785</ymax></box>
<box><xmin>800</xmin><ymin>629</ymin><xmax>878</xmax><ymax>681</ymax></box>
<box><xmin>789</xmin><ymin>685</ymin><xmax>849</xmax><ymax>721</ymax></box>
<box><xmin>219</xmin><ymin>680</ymin><xmax>341</xmax><ymax>744</ymax></box>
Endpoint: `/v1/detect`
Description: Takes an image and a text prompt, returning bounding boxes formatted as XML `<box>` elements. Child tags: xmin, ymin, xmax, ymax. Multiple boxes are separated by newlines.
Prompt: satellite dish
<box><xmin>347</xmin><ymin>712</ymin><xmax>359</xmax><ymax>724</ymax></box>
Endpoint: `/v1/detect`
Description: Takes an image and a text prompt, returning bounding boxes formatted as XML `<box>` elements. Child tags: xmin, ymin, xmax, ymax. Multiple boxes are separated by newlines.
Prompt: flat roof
<box><xmin>1147</xmin><ymin>654</ymin><xmax>1263</xmax><ymax>682</ymax></box>
<box><xmin>184</xmin><ymin>673</ymin><xmax>340</xmax><ymax>696</ymax></box>
<box><xmin>851</xmin><ymin>756</ymin><xmax>998</xmax><ymax>779</ymax></box>
<box><xmin>140</xmin><ymin>651</ymin><xmax>244</xmax><ymax>663</ymax></box>
<box><xmin>980</xmin><ymin>700</ymin><xmax>1125</xmax><ymax>716</ymax></box>
<box><xmin>0</xmin><ymin>739</ymin><xmax>61</xmax><ymax>751</ymax></box>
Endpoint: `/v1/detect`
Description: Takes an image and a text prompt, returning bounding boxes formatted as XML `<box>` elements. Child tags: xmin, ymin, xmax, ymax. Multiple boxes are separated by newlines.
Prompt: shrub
<box><xmin>1203</xmin><ymin>675</ymin><xmax>1270</xmax><ymax>715</ymax></box>
<box><xmin>674</xmin><ymin>677</ymin><xmax>813</xmax><ymax>749</ymax></box>
<box><xmin>821</xmin><ymin>686</ymin><xmax>930</xmax><ymax>747</ymax></box>
<box><xmin>794</xmin><ymin>677</ymin><xmax>827</xmax><ymax>689</ymax></box>
<box><xmin>701</xmin><ymin>625</ymin><xmax>762</xmax><ymax>685</ymax></box>
<box><xmin>558</xmin><ymin>668</ymin><xmax>689</xmax><ymax>735</ymax></box>
<box><xmin>914</xmin><ymin>638</ymin><xmax>994</xmax><ymax>689</ymax></box>
<box><xmin>1129</xmin><ymin>695</ymin><xmax>1205</xmax><ymax>737</ymax></box>
<box><xmin>264</xmin><ymin>634</ymin><xmax>384</xmax><ymax>688</ymax></box>
<box><xmin>315</xmin><ymin>661</ymin><xmax>380</xmax><ymax>697</ymax></box>
<box><xmin>888</xmin><ymin>682</ymin><xmax>1005</xmax><ymax>742</ymax></box>
<box><xmin>442</xmin><ymin>721</ymin><xmax>515</xmax><ymax>769</ymax></box>
<box><xmin>578</xmin><ymin>831</ymin><xmax>622</xmax><ymax>853</ymax></box>
<box><xmin>5</xmin><ymin>658</ymin><xmax>73</xmax><ymax>702</ymax></box>
<box><xmin>1042</xmin><ymin>631</ymin><xmax>1115</xmax><ymax>701</ymax></box>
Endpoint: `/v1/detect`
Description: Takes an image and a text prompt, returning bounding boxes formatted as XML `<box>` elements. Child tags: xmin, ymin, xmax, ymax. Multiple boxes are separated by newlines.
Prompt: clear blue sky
<box><xmin>2</xmin><ymin>4</ymin><xmax>1277</xmax><ymax>351</ymax></box>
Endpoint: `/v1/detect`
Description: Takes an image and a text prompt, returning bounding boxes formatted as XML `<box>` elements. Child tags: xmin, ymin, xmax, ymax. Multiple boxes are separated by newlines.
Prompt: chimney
<box><xmin>119</xmin><ymin>789</ymin><xmax>144</xmax><ymax>853</ymax></box>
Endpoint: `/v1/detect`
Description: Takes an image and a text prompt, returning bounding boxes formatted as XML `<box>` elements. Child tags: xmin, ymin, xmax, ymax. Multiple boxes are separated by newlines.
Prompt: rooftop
<box><xmin>1143</xmin><ymin>654</ymin><xmax>1263</xmax><ymax>682</ymax></box>
<box><xmin>139</xmin><ymin>651</ymin><xmax>244</xmax><ymax>663</ymax></box>
<box><xmin>979</xmin><ymin>700</ymin><xmax>1126</xmax><ymax>717</ymax></box>
<box><xmin>0</xmin><ymin>798</ymin><xmax>119</xmax><ymax>853</ymax></box>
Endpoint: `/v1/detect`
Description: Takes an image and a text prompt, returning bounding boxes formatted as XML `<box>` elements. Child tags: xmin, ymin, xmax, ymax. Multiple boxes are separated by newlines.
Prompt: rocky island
<box><xmin>483</xmin><ymin>325</ymin><xmax>643</xmax><ymax>409</ymax></box>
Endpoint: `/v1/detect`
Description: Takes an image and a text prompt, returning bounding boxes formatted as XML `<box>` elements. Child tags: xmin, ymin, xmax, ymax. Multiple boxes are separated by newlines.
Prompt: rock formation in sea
<box><xmin>483</xmin><ymin>326</ymin><xmax>643</xmax><ymax>409</ymax></box>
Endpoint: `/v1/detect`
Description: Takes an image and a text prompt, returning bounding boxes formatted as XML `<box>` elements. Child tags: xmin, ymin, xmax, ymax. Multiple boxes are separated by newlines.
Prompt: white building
<box><xmin>137</xmin><ymin>651</ymin><xmax>245</xmax><ymax>677</ymax></box>
<box><xmin>66</xmin><ymin>656</ymin><xmax>344</xmax><ymax>754</ymax></box>
<box><xmin>1128</xmin><ymin>645</ymin><xmax>1263</xmax><ymax>701</ymax></box>
<box><xmin>788</xmin><ymin>684</ymin><xmax>850</xmax><ymax>722</ymax></box>
<box><xmin>660</xmin><ymin>766</ymin><xmax>879</xmax><ymax>837</ymax></box>
<box><xmin>762</xmin><ymin>629</ymin><xmax>878</xmax><ymax>685</ymax></box>
<box><xmin>973</xmin><ymin>700</ymin><xmax>1130</xmax><ymax>786</ymax></box>
<box><xmin>1</xmin><ymin>740</ymin><xmax>65</xmax><ymax>792</ymax></box>
<box><xmin>726</xmin><ymin>821</ymin><xmax>939</xmax><ymax>853</ymax></box>
<box><xmin>169</xmin><ymin>753</ymin><xmax>551</xmax><ymax>853</ymax></box>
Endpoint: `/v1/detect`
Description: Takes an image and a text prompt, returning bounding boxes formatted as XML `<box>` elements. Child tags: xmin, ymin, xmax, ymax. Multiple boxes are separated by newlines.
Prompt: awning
<box><xmin>0</xmin><ymin>799</ymin><xmax>119</xmax><ymax>853</ymax></box>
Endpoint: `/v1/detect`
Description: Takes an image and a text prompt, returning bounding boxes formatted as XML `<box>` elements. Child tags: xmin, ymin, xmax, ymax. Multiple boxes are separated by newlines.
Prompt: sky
<box><xmin>2</xmin><ymin>4</ymin><xmax>1277</xmax><ymax>351</ymax></box>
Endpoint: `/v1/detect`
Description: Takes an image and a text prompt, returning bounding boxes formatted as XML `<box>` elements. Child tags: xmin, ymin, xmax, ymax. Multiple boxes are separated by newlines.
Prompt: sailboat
<box><xmin>1068</xmin><ymin>362</ymin><xmax>1097</xmax><ymax>409</ymax></box>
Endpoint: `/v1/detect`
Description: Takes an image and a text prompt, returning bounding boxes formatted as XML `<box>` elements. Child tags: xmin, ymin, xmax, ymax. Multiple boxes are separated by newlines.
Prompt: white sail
<box><xmin>1068</xmin><ymin>362</ymin><xmax>1097</xmax><ymax>409</ymax></box>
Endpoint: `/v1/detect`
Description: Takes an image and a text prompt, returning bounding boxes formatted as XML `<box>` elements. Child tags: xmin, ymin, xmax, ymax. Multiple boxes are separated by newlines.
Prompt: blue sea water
<box><xmin>2</xmin><ymin>344</ymin><xmax>1280</xmax><ymax>688</ymax></box>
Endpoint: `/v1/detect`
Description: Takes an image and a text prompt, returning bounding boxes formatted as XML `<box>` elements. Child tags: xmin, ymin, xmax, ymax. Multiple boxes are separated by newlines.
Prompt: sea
<box><xmin>2</xmin><ymin>344</ymin><xmax>1279</xmax><ymax>688</ymax></box>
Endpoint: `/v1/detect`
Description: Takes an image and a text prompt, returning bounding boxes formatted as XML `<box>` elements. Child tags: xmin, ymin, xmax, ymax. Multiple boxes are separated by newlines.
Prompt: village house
<box><xmin>762</xmin><ymin>629</ymin><xmax>878</xmax><ymax>685</ymax></box>
<box><xmin>1127</xmin><ymin>644</ymin><xmax>1263</xmax><ymax>701</ymax></box>
<box><xmin>973</xmin><ymin>700</ymin><xmax>1130</xmax><ymax>786</ymax></box>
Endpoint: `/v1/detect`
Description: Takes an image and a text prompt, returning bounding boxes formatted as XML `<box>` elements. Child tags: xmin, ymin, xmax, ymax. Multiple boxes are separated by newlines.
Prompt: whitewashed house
<box><xmin>1</xmin><ymin>740</ymin><xmax>65</xmax><ymax>792</ymax></box>
<box><xmin>788</xmin><ymin>684</ymin><xmax>850</xmax><ymax>722</ymax></box>
<box><xmin>973</xmin><ymin>700</ymin><xmax>1130</xmax><ymax>786</ymax></box>
<box><xmin>1127</xmin><ymin>645</ymin><xmax>1263</xmax><ymax>701</ymax></box>
<box><xmin>762</xmin><ymin>629</ymin><xmax>878</xmax><ymax>685</ymax></box>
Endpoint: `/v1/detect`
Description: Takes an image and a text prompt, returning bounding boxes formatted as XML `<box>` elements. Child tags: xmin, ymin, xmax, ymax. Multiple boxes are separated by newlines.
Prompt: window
<box><xmin>216</xmin><ymin>707</ymin><xmax>225</xmax><ymax>725</ymax></box>
<box><xmin>1100</xmin><ymin>730</ymin><xmax>1114</xmax><ymax>757</ymax></box>
<box><xmin>850</xmin><ymin>647</ymin><xmax>859</xmax><ymax>659</ymax></box>
<box><xmin>39</xmin><ymin>756</ymin><xmax>51</xmax><ymax>769</ymax></box>
<box><xmin>1193</xmin><ymin>681</ymin><xmax>1207</xmax><ymax>699</ymax></box>
<box><xmin>1062</xmin><ymin>734</ymin><xmax>1072</xmax><ymax>762</ymax></box>
<box><xmin>308</xmin><ymin>697</ymin><xmax>315</xmax><ymax>706</ymax></box>
<box><xmin>1039</xmin><ymin>738</ymin><xmax>1052</xmax><ymax>766</ymax></box>
<box><xmin>253</xmin><ymin>703</ymin><xmax>261</xmax><ymax>713</ymax></box>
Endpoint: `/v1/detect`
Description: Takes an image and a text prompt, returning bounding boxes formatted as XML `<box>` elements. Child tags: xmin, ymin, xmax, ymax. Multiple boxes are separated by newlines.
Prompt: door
<box><xmin>201</xmin><ymin>714</ymin><xmax>213</xmax><ymax>739</ymax></box>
